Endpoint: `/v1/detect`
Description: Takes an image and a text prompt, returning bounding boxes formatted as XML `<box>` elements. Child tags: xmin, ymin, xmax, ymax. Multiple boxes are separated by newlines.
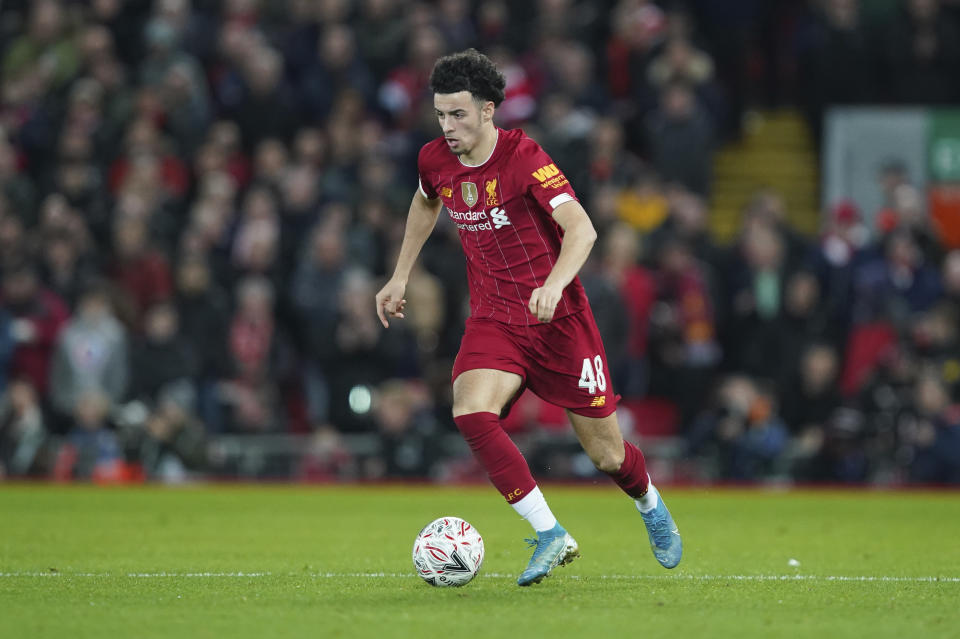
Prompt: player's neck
<box><xmin>459</xmin><ymin>126</ymin><xmax>499</xmax><ymax>167</ymax></box>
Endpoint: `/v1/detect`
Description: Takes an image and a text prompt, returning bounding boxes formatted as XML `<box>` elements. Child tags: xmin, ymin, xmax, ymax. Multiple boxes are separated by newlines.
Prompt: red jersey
<box><xmin>417</xmin><ymin>128</ymin><xmax>589</xmax><ymax>325</ymax></box>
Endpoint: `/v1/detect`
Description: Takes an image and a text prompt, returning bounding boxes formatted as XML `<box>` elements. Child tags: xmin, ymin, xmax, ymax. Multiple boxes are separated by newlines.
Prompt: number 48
<box><xmin>578</xmin><ymin>355</ymin><xmax>606</xmax><ymax>395</ymax></box>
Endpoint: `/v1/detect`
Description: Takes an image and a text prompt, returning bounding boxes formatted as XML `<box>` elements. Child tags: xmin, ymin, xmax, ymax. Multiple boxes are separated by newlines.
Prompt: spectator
<box><xmin>129</xmin><ymin>302</ymin><xmax>197</xmax><ymax>407</ymax></box>
<box><xmin>2</xmin><ymin>0</ymin><xmax>79</xmax><ymax>92</ymax></box>
<box><xmin>877</xmin><ymin>183</ymin><xmax>942</xmax><ymax>263</ymax></box>
<box><xmin>723</xmin><ymin>221</ymin><xmax>795</xmax><ymax>383</ymax></box>
<box><xmin>368</xmin><ymin>379</ymin><xmax>442</xmax><ymax>479</ymax></box>
<box><xmin>0</xmin><ymin>261</ymin><xmax>69</xmax><ymax>396</ymax></box>
<box><xmin>291</xmin><ymin>224</ymin><xmax>348</xmax><ymax>388</ymax></box>
<box><xmin>648</xmin><ymin>38</ymin><xmax>715</xmax><ymax>91</ymax></box>
<box><xmin>300</xmin><ymin>23</ymin><xmax>376</xmax><ymax>121</ymax></box>
<box><xmin>0</xmin><ymin>378</ymin><xmax>46</xmax><ymax>477</ymax></box>
<box><xmin>63</xmin><ymin>390</ymin><xmax>123</xmax><ymax>480</ymax></box>
<box><xmin>885</xmin><ymin>0</ymin><xmax>960</xmax><ymax>104</ymax></box>
<box><xmin>278</xmin><ymin>164</ymin><xmax>322</xmax><ymax>272</ymax></box>
<box><xmin>355</xmin><ymin>0</ymin><xmax>408</xmax><ymax>81</ymax></box>
<box><xmin>905</xmin><ymin>370</ymin><xmax>960</xmax><ymax>483</ymax></box>
<box><xmin>742</xmin><ymin>188</ymin><xmax>811</xmax><ymax>270</ymax></box>
<box><xmin>803</xmin><ymin>406</ymin><xmax>872</xmax><ymax>482</ymax></box>
<box><xmin>615</xmin><ymin>172</ymin><xmax>670</xmax><ymax>234</ymax></box>
<box><xmin>0</xmin><ymin>212</ymin><xmax>29</xmax><ymax>272</ymax></box>
<box><xmin>174</xmin><ymin>254</ymin><xmax>230</xmax><ymax>432</ymax></box>
<box><xmin>851</xmin><ymin>229</ymin><xmax>942</xmax><ymax>328</ymax></box>
<box><xmin>648</xmin><ymin>237</ymin><xmax>719</xmax><ymax>427</ymax></box>
<box><xmin>39</xmin><ymin>228</ymin><xmax>97</xmax><ymax>310</ymax></box>
<box><xmin>202</xmin><ymin>120</ymin><xmax>252</xmax><ymax>188</ymax></box>
<box><xmin>781</xmin><ymin>343</ymin><xmax>843</xmax><ymax>437</ymax></box>
<box><xmin>297</xmin><ymin>425</ymin><xmax>356</xmax><ymax>480</ymax></box>
<box><xmin>153</xmin><ymin>0</ymin><xmax>216</xmax><ymax>64</ymax></box>
<box><xmin>108</xmin><ymin>116</ymin><xmax>191</xmax><ymax>202</ymax></box>
<box><xmin>0</xmin><ymin>307</ymin><xmax>13</xmax><ymax>393</ymax></box>
<box><xmin>233</xmin><ymin>47</ymin><xmax>298</xmax><ymax>150</ymax></box>
<box><xmin>132</xmin><ymin>391</ymin><xmax>207</xmax><ymax>482</ymax></box>
<box><xmin>251</xmin><ymin>138</ymin><xmax>289</xmax><ymax>189</ymax></box>
<box><xmin>649</xmin><ymin>186</ymin><xmax>723</xmax><ymax>271</ymax></box>
<box><xmin>221</xmin><ymin>276</ymin><xmax>285</xmax><ymax>432</ymax></box>
<box><xmin>584</xmin><ymin>117</ymin><xmax>639</xmax><ymax>193</ymax></box>
<box><xmin>85</xmin><ymin>47</ymin><xmax>136</xmax><ymax>169</ymax></box>
<box><xmin>377</xmin><ymin>26</ymin><xmax>446</xmax><ymax>128</ymax></box>
<box><xmin>487</xmin><ymin>46</ymin><xmax>538</xmax><ymax>128</ymax></box>
<box><xmin>688</xmin><ymin>376</ymin><xmax>789</xmax><ymax>480</ymax></box>
<box><xmin>944</xmin><ymin>250</ymin><xmax>960</xmax><ymax>307</ymax></box>
<box><xmin>231</xmin><ymin>184</ymin><xmax>282</xmax><ymax>287</ymax></box>
<box><xmin>550</xmin><ymin>42</ymin><xmax>608</xmax><ymax>115</ymax></box>
<box><xmin>646</xmin><ymin>36</ymin><xmax>723</xmax><ymax>122</ymax></box>
<box><xmin>779</xmin><ymin>270</ymin><xmax>842</xmax><ymax>374</ymax></box>
<box><xmin>157</xmin><ymin>59</ymin><xmax>213</xmax><ymax>158</ymax></box>
<box><xmin>594</xmin><ymin>223</ymin><xmax>654</xmax><ymax>398</ymax></box>
<box><xmin>873</xmin><ymin>160</ymin><xmax>912</xmax><ymax>232</ymax></box>
<box><xmin>49</xmin><ymin>283</ymin><xmax>129</xmax><ymax>421</ymax></box>
<box><xmin>327</xmin><ymin>269</ymin><xmax>415</xmax><ymax>431</ymax></box>
<box><xmin>107</xmin><ymin>215</ymin><xmax>174</xmax><ymax>326</ymax></box>
<box><xmin>605</xmin><ymin>0</ymin><xmax>667</xmax><ymax>101</ymax></box>
<box><xmin>644</xmin><ymin>82</ymin><xmax>714</xmax><ymax>196</ymax></box>
<box><xmin>0</xmin><ymin>136</ymin><xmax>36</xmax><ymax>225</ymax></box>
<box><xmin>174</xmin><ymin>255</ymin><xmax>231</xmax><ymax>382</ymax></box>
<box><xmin>536</xmin><ymin>92</ymin><xmax>592</xmax><ymax>189</ymax></box>
<box><xmin>799</xmin><ymin>0</ymin><xmax>877</xmax><ymax>137</ymax></box>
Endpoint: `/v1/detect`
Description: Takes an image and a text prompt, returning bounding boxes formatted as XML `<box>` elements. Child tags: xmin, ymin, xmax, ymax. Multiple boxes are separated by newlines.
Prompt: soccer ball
<box><xmin>412</xmin><ymin>516</ymin><xmax>484</xmax><ymax>587</ymax></box>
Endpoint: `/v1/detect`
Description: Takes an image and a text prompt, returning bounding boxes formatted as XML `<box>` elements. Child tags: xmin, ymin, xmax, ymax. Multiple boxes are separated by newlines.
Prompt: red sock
<box><xmin>607</xmin><ymin>441</ymin><xmax>650</xmax><ymax>498</ymax></box>
<box><xmin>454</xmin><ymin>412</ymin><xmax>537</xmax><ymax>503</ymax></box>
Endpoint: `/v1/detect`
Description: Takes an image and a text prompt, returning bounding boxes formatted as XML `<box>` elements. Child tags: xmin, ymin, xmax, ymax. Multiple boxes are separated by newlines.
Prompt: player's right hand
<box><xmin>375</xmin><ymin>279</ymin><xmax>407</xmax><ymax>328</ymax></box>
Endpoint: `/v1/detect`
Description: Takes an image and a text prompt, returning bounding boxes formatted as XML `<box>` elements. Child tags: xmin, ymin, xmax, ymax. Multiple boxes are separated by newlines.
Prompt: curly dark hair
<box><xmin>429</xmin><ymin>49</ymin><xmax>506</xmax><ymax>106</ymax></box>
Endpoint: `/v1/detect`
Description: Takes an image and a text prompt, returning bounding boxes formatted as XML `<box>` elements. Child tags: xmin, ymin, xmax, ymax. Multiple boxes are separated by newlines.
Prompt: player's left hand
<box><xmin>528</xmin><ymin>285</ymin><xmax>562</xmax><ymax>323</ymax></box>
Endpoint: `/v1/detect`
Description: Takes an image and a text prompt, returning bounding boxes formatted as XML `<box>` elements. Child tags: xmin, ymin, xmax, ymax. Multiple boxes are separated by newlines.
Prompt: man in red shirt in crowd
<box><xmin>376</xmin><ymin>49</ymin><xmax>681</xmax><ymax>586</ymax></box>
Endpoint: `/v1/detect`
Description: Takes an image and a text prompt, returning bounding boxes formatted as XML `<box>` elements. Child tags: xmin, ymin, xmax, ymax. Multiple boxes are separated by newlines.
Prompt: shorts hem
<box><xmin>452</xmin><ymin>364</ymin><xmax>527</xmax><ymax>385</ymax></box>
<box><xmin>567</xmin><ymin>404</ymin><xmax>618</xmax><ymax>419</ymax></box>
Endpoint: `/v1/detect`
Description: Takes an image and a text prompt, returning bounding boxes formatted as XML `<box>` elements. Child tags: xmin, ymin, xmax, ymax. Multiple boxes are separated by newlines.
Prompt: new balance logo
<box><xmin>489</xmin><ymin>207</ymin><xmax>511</xmax><ymax>229</ymax></box>
<box><xmin>590</xmin><ymin>396</ymin><xmax>606</xmax><ymax>408</ymax></box>
<box><xmin>531</xmin><ymin>163</ymin><xmax>559</xmax><ymax>182</ymax></box>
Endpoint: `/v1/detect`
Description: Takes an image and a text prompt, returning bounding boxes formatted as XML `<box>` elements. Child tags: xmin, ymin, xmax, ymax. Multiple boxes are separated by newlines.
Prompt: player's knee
<box><xmin>593</xmin><ymin>448</ymin><xmax>625</xmax><ymax>474</ymax></box>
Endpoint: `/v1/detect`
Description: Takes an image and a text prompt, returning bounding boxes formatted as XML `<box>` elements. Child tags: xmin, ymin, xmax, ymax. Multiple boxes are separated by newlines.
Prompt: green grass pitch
<box><xmin>1</xmin><ymin>484</ymin><xmax>958</xmax><ymax>639</ymax></box>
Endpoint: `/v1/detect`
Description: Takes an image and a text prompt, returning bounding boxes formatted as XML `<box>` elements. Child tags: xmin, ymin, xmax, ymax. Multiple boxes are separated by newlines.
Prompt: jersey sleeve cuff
<box><xmin>418</xmin><ymin>179</ymin><xmax>430</xmax><ymax>200</ymax></box>
<box><xmin>549</xmin><ymin>193</ymin><xmax>575</xmax><ymax>210</ymax></box>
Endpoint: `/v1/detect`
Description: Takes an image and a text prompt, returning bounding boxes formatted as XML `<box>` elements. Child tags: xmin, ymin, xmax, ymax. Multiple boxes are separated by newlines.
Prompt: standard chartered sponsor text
<box><xmin>449</xmin><ymin>208</ymin><xmax>493</xmax><ymax>231</ymax></box>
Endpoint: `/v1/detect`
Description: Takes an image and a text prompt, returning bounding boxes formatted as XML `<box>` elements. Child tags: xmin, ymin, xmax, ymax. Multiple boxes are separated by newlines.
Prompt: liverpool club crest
<box><xmin>461</xmin><ymin>182</ymin><xmax>478</xmax><ymax>208</ymax></box>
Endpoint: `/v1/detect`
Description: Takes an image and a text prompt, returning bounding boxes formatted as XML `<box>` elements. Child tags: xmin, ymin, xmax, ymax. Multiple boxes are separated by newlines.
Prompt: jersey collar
<box><xmin>457</xmin><ymin>128</ymin><xmax>499</xmax><ymax>168</ymax></box>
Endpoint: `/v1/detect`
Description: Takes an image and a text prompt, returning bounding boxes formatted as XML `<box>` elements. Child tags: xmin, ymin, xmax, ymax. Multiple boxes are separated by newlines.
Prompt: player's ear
<box><xmin>482</xmin><ymin>101</ymin><xmax>495</xmax><ymax>122</ymax></box>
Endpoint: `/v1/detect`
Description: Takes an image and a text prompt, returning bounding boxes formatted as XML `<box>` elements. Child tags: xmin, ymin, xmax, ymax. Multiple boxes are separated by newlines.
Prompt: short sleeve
<box><xmin>417</xmin><ymin>145</ymin><xmax>439</xmax><ymax>200</ymax></box>
<box><xmin>515</xmin><ymin>140</ymin><xmax>578</xmax><ymax>212</ymax></box>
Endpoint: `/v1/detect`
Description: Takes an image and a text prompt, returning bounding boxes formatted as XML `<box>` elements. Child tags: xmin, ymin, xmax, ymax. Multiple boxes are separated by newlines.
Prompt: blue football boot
<box><xmin>638</xmin><ymin>484</ymin><xmax>682</xmax><ymax>569</ymax></box>
<box><xmin>516</xmin><ymin>522</ymin><xmax>579</xmax><ymax>586</ymax></box>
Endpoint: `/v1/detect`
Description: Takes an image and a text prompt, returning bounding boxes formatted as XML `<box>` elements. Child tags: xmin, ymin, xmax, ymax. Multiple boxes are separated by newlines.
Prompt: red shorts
<box><xmin>452</xmin><ymin>309</ymin><xmax>619</xmax><ymax>418</ymax></box>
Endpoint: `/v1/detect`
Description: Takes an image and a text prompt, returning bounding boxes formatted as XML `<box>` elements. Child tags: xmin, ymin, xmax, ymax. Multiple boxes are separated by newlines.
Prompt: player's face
<box><xmin>434</xmin><ymin>91</ymin><xmax>492</xmax><ymax>157</ymax></box>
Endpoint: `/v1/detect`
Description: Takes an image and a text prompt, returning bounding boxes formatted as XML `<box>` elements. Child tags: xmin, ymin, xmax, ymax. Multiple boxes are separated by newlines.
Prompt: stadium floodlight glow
<box><xmin>348</xmin><ymin>385</ymin><xmax>372</xmax><ymax>414</ymax></box>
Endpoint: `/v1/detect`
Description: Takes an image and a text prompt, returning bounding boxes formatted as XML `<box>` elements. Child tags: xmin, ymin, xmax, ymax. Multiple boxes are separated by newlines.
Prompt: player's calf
<box><xmin>604</xmin><ymin>440</ymin><xmax>649</xmax><ymax>498</ymax></box>
<box><xmin>453</xmin><ymin>412</ymin><xmax>537</xmax><ymax>503</ymax></box>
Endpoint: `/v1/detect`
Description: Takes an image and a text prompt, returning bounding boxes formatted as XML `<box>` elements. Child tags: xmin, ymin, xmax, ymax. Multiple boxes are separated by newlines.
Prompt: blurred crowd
<box><xmin>0</xmin><ymin>0</ymin><xmax>958</xmax><ymax>484</ymax></box>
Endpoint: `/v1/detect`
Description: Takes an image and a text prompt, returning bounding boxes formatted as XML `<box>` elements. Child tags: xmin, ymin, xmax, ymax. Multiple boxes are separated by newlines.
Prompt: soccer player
<box><xmin>376</xmin><ymin>49</ymin><xmax>681</xmax><ymax>586</ymax></box>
